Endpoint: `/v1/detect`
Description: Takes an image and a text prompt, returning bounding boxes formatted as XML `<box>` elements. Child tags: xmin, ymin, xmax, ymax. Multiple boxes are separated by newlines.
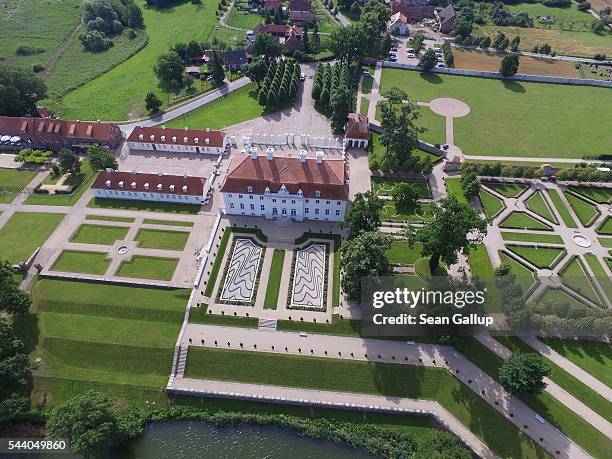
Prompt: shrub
<box><xmin>79</xmin><ymin>31</ymin><xmax>114</xmax><ymax>51</ymax></box>
<box><xmin>15</xmin><ymin>45</ymin><xmax>45</xmax><ymax>56</ymax></box>
<box><xmin>32</xmin><ymin>63</ymin><xmax>45</xmax><ymax>73</ymax></box>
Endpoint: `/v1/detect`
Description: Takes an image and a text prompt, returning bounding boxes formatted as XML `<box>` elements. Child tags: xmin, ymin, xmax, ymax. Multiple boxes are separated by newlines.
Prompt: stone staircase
<box><xmin>176</xmin><ymin>345</ymin><xmax>188</xmax><ymax>377</ymax></box>
<box><xmin>258</xmin><ymin>318</ymin><xmax>277</xmax><ymax>331</ymax></box>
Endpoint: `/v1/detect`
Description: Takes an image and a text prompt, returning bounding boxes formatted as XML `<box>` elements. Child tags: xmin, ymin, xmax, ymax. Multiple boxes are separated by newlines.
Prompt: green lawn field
<box><xmin>444</xmin><ymin>177</ymin><xmax>469</xmax><ymax>204</ymax></box>
<box><xmin>479</xmin><ymin>189</ymin><xmax>504</xmax><ymax>218</ymax></box>
<box><xmin>183</xmin><ymin>347</ymin><xmax>546</xmax><ymax>458</ymax></box>
<box><xmin>116</xmin><ymin>256</ymin><xmax>178</xmax><ymax>281</ymax></box>
<box><xmin>0</xmin><ymin>168</ymin><xmax>38</xmax><ymax>204</ymax></box>
<box><xmin>368</xmin><ymin>132</ymin><xmax>441</xmax><ymax>171</ymax></box>
<box><xmin>225</xmin><ymin>5</ymin><xmax>262</xmax><ymax>29</ymax></box>
<box><xmin>360</xmin><ymin>97</ymin><xmax>370</xmax><ymax>115</ymax></box>
<box><xmin>263</xmin><ymin>250</ymin><xmax>285</xmax><ymax>310</ymax></box>
<box><xmin>484</xmin><ymin>182</ymin><xmax>527</xmax><ymax>198</ymax></box>
<box><xmin>506</xmin><ymin>2</ymin><xmax>594</xmax><ymax>32</ymax></box>
<box><xmin>525</xmin><ymin>191</ymin><xmax>557</xmax><ymax>223</ymax></box>
<box><xmin>51</xmin><ymin>250</ymin><xmax>110</xmax><ymax>275</ymax></box>
<box><xmin>507</xmin><ymin>245</ymin><xmax>565</xmax><ymax>268</ymax></box>
<box><xmin>70</xmin><ymin>224</ymin><xmax>129</xmax><ymax>245</ymax></box>
<box><xmin>142</xmin><ymin>219</ymin><xmax>193</xmax><ymax>227</ymax></box>
<box><xmin>0</xmin><ymin>212</ymin><xmax>65</xmax><ymax>263</ymax></box>
<box><xmin>569</xmin><ymin>187</ymin><xmax>611</xmax><ymax>204</ymax></box>
<box><xmin>87</xmin><ymin>197</ymin><xmax>200</xmax><ymax>214</ymax></box>
<box><xmin>466</xmin><ymin>245</ymin><xmax>503</xmax><ymax>312</ymax></box>
<box><xmin>499</xmin><ymin>252</ymin><xmax>536</xmax><ymax>292</ymax></box>
<box><xmin>85</xmin><ymin>215</ymin><xmax>135</xmax><ymax>223</ymax></box>
<box><xmin>375</xmin><ymin>102</ymin><xmax>446</xmax><ymax>146</ymax></box>
<box><xmin>583</xmin><ymin>253</ymin><xmax>612</xmax><ymax>303</ymax></box>
<box><xmin>559</xmin><ymin>256</ymin><xmax>602</xmax><ymax>305</ymax></box>
<box><xmin>371</xmin><ymin>177</ymin><xmax>431</xmax><ymax>198</ymax></box>
<box><xmin>546</xmin><ymin>189</ymin><xmax>577</xmax><ymax>228</ymax></box>
<box><xmin>500</xmin><ymin>231</ymin><xmax>563</xmax><ymax>244</ymax></box>
<box><xmin>500</xmin><ymin>211</ymin><xmax>553</xmax><ymax>231</ymax></box>
<box><xmin>597</xmin><ymin>217</ymin><xmax>612</xmax><ymax>235</ymax></box>
<box><xmin>57</xmin><ymin>2</ymin><xmax>242</xmax><ymax>120</ymax></box>
<box><xmin>565</xmin><ymin>192</ymin><xmax>600</xmax><ymax>226</ymax></box>
<box><xmin>385</xmin><ymin>241</ymin><xmax>423</xmax><ymax>265</ymax></box>
<box><xmin>379</xmin><ymin>69</ymin><xmax>612</xmax><ymax>158</ymax></box>
<box><xmin>135</xmin><ymin>228</ymin><xmax>190</xmax><ymax>251</ymax></box>
<box><xmin>380</xmin><ymin>201</ymin><xmax>434</xmax><ymax>222</ymax></box>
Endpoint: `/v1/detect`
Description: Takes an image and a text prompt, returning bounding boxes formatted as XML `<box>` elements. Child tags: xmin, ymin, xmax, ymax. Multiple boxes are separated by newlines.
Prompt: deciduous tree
<box><xmin>87</xmin><ymin>144</ymin><xmax>118</xmax><ymax>171</ymax></box>
<box><xmin>343</xmin><ymin>191</ymin><xmax>384</xmax><ymax>239</ymax></box>
<box><xmin>0</xmin><ymin>65</ymin><xmax>47</xmax><ymax>116</ymax></box>
<box><xmin>154</xmin><ymin>50</ymin><xmax>184</xmax><ymax>89</ymax></box>
<box><xmin>499</xmin><ymin>53</ymin><xmax>520</xmax><ymax>77</ymax></box>
<box><xmin>392</xmin><ymin>182</ymin><xmax>419</xmax><ymax>215</ymax></box>
<box><xmin>499</xmin><ymin>353</ymin><xmax>550</xmax><ymax>394</ymax></box>
<box><xmin>145</xmin><ymin>91</ymin><xmax>162</xmax><ymax>114</ymax></box>
<box><xmin>418</xmin><ymin>49</ymin><xmax>438</xmax><ymax>71</ymax></box>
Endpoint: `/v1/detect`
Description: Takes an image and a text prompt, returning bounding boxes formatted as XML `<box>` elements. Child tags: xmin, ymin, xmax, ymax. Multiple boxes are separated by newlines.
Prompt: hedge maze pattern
<box><xmin>220</xmin><ymin>238</ymin><xmax>263</xmax><ymax>302</ymax></box>
<box><xmin>291</xmin><ymin>244</ymin><xmax>326</xmax><ymax>308</ymax></box>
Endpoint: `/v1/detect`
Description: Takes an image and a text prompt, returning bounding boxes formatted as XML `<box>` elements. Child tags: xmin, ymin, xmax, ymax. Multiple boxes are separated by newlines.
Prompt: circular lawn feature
<box><xmin>429</xmin><ymin>98</ymin><xmax>470</xmax><ymax>118</ymax></box>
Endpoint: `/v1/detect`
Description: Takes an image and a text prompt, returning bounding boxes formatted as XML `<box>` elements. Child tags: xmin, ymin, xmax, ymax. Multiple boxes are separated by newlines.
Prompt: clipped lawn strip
<box><xmin>499</xmin><ymin>211</ymin><xmax>552</xmax><ymax>231</ymax></box>
<box><xmin>189</xmin><ymin>306</ymin><xmax>259</xmax><ymax>328</ymax></box>
<box><xmin>564</xmin><ymin>191</ymin><xmax>600</xmax><ymax>227</ymax></box>
<box><xmin>264</xmin><ymin>250</ymin><xmax>285</xmax><ymax>310</ymax></box>
<box><xmin>184</xmin><ymin>347</ymin><xmax>546</xmax><ymax>458</ymax></box>
<box><xmin>50</xmin><ymin>250</ymin><xmax>110</xmax><ymax>275</ymax></box>
<box><xmin>380</xmin><ymin>201</ymin><xmax>434</xmax><ymax>223</ymax></box>
<box><xmin>70</xmin><ymin>224</ymin><xmax>129</xmax><ymax>245</ymax></box>
<box><xmin>559</xmin><ymin>256</ymin><xmax>603</xmax><ymax>306</ymax></box>
<box><xmin>204</xmin><ymin>229</ymin><xmax>233</xmax><ymax>297</ymax></box>
<box><xmin>500</xmin><ymin>232</ymin><xmax>563</xmax><ymax>244</ymax></box>
<box><xmin>546</xmin><ymin>189</ymin><xmax>577</xmax><ymax>228</ymax></box>
<box><xmin>143</xmin><ymin>219</ymin><xmax>194</xmax><ymax>227</ymax></box>
<box><xmin>85</xmin><ymin>215</ymin><xmax>135</xmax><ymax>223</ymax></box>
<box><xmin>506</xmin><ymin>245</ymin><xmax>566</xmax><ymax>269</ymax></box>
<box><xmin>115</xmin><ymin>256</ymin><xmax>179</xmax><ymax>281</ymax></box>
<box><xmin>569</xmin><ymin>187</ymin><xmax>612</xmax><ymax>204</ymax></box>
<box><xmin>466</xmin><ymin>245</ymin><xmax>502</xmax><ymax>312</ymax></box>
<box><xmin>0</xmin><ymin>168</ymin><xmax>38</xmax><ymax>203</ymax></box>
<box><xmin>135</xmin><ymin>228</ymin><xmax>190</xmax><ymax>251</ymax></box>
<box><xmin>479</xmin><ymin>189</ymin><xmax>504</xmax><ymax>219</ymax></box>
<box><xmin>596</xmin><ymin>217</ymin><xmax>612</xmax><ymax>235</ymax></box>
<box><xmin>386</xmin><ymin>241</ymin><xmax>423</xmax><ymax>265</ymax></box>
<box><xmin>482</xmin><ymin>182</ymin><xmax>528</xmax><ymax>198</ymax></box>
<box><xmin>598</xmin><ymin>237</ymin><xmax>612</xmax><ymax>248</ymax></box>
<box><xmin>277</xmin><ymin>314</ymin><xmax>362</xmax><ymax>337</ymax></box>
<box><xmin>444</xmin><ymin>177</ymin><xmax>469</xmax><ymax>204</ymax></box>
<box><xmin>583</xmin><ymin>254</ymin><xmax>612</xmax><ymax>303</ymax></box>
<box><xmin>457</xmin><ymin>337</ymin><xmax>611</xmax><ymax>458</ymax></box>
<box><xmin>88</xmin><ymin>197</ymin><xmax>200</xmax><ymax>214</ymax></box>
<box><xmin>525</xmin><ymin>191</ymin><xmax>557</xmax><ymax>224</ymax></box>
<box><xmin>499</xmin><ymin>251</ymin><xmax>537</xmax><ymax>293</ymax></box>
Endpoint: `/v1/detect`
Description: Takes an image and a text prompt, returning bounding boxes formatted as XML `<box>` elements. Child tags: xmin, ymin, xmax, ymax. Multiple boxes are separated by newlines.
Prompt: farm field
<box><xmin>379</xmin><ymin>69</ymin><xmax>612</xmax><ymax>158</ymax></box>
<box><xmin>57</xmin><ymin>1</ymin><xmax>242</xmax><ymax>121</ymax></box>
<box><xmin>183</xmin><ymin>347</ymin><xmax>546</xmax><ymax>459</ymax></box>
<box><xmin>0</xmin><ymin>212</ymin><xmax>65</xmax><ymax>263</ymax></box>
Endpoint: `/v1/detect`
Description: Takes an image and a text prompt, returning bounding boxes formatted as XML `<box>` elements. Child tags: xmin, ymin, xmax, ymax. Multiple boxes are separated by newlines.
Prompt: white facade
<box><xmin>92</xmin><ymin>187</ymin><xmax>203</xmax><ymax>204</ymax></box>
<box><xmin>223</xmin><ymin>186</ymin><xmax>347</xmax><ymax>222</ymax></box>
<box><xmin>345</xmin><ymin>137</ymin><xmax>368</xmax><ymax>149</ymax></box>
<box><xmin>127</xmin><ymin>135</ymin><xmax>229</xmax><ymax>155</ymax></box>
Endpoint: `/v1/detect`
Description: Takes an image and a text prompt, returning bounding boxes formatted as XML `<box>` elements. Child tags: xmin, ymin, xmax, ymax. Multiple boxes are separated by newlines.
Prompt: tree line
<box><xmin>312</xmin><ymin>62</ymin><xmax>351</xmax><ymax>132</ymax></box>
<box><xmin>256</xmin><ymin>59</ymin><xmax>301</xmax><ymax>108</ymax></box>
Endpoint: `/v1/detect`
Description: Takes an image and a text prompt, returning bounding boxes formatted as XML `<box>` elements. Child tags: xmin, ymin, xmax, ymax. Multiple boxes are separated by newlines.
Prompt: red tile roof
<box><xmin>290</xmin><ymin>0</ymin><xmax>313</xmax><ymax>11</ymax></box>
<box><xmin>264</xmin><ymin>0</ymin><xmax>282</xmax><ymax>10</ymax></box>
<box><xmin>344</xmin><ymin>113</ymin><xmax>369</xmax><ymax>140</ymax></box>
<box><xmin>221</xmin><ymin>155</ymin><xmax>348</xmax><ymax>200</ymax></box>
<box><xmin>92</xmin><ymin>171</ymin><xmax>206</xmax><ymax>196</ymax></box>
<box><xmin>127</xmin><ymin>126</ymin><xmax>226</xmax><ymax>149</ymax></box>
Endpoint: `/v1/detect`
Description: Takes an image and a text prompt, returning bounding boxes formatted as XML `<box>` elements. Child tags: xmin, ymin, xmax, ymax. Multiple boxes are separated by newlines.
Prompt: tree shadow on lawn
<box><xmin>501</xmin><ymin>80</ymin><xmax>526</xmax><ymax>93</ymax></box>
<box><xmin>12</xmin><ymin>313</ymin><xmax>40</xmax><ymax>355</ymax></box>
<box><xmin>418</xmin><ymin>72</ymin><xmax>443</xmax><ymax>85</ymax></box>
<box><xmin>544</xmin><ymin>338</ymin><xmax>611</xmax><ymax>367</ymax></box>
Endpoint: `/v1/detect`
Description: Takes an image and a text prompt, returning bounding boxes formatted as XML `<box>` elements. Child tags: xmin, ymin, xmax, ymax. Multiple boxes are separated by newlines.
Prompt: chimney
<box><xmin>266</xmin><ymin>147</ymin><xmax>274</xmax><ymax>160</ymax></box>
<box><xmin>250</xmin><ymin>147</ymin><xmax>258</xmax><ymax>160</ymax></box>
<box><xmin>316</xmin><ymin>151</ymin><xmax>324</xmax><ymax>164</ymax></box>
<box><xmin>299</xmin><ymin>149</ymin><xmax>307</xmax><ymax>163</ymax></box>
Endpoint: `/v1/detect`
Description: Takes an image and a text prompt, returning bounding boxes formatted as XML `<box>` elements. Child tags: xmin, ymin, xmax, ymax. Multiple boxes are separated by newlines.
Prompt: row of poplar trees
<box><xmin>257</xmin><ymin>59</ymin><xmax>301</xmax><ymax>108</ymax></box>
<box><xmin>311</xmin><ymin>62</ymin><xmax>351</xmax><ymax>132</ymax></box>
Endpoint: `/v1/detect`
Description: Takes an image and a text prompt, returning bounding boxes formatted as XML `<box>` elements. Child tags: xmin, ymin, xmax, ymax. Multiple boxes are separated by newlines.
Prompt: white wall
<box><xmin>222</xmin><ymin>190</ymin><xmax>346</xmax><ymax>222</ymax></box>
<box><xmin>127</xmin><ymin>137</ymin><xmax>228</xmax><ymax>155</ymax></box>
<box><xmin>92</xmin><ymin>188</ymin><xmax>203</xmax><ymax>204</ymax></box>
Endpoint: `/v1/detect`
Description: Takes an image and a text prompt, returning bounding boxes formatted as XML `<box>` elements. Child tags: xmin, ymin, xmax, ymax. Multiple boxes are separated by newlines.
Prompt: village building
<box><xmin>126</xmin><ymin>126</ymin><xmax>229</xmax><ymax>155</ymax></box>
<box><xmin>344</xmin><ymin>113</ymin><xmax>369</xmax><ymax>149</ymax></box>
<box><xmin>91</xmin><ymin>170</ymin><xmax>207</xmax><ymax>205</ymax></box>
<box><xmin>436</xmin><ymin>4</ymin><xmax>456</xmax><ymax>34</ymax></box>
<box><xmin>289</xmin><ymin>0</ymin><xmax>316</xmax><ymax>24</ymax></box>
<box><xmin>0</xmin><ymin>116</ymin><xmax>122</xmax><ymax>151</ymax></box>
<box><xmin>390</xmin><ymin>0</ymin><xmax>434</xmax><ymax>21</ymax></box>
<box><xmin>263</xmin><ymin>0</ymin><xmax>282</xmax><ymax>11</ymax></box>
<box><xmin>221</xmin><ymin>149</ymin><xmax>348</xmax><ymax>222</ymax></box>
<box><xmin>224</xmin><ymin>49</ymin><xmax>249</xmax><ymax>71</ymax></box>
<box><xmin>250</xmin><ymin>24</ymin><xmax>304</xmax><ymax>52</ymax></box>
<box><xmin>185</xmin><ymin>66</ymin><xmax>201</xmax><ymax>77</ymax></box>
<box><xmin>388</xmin><ymin>11</ymin><xmax>409</xmax><ymax>35</ymax></box>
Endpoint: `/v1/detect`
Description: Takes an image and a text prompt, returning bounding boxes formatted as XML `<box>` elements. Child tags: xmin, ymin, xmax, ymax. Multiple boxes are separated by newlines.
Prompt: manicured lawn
<box><xmin>500</xmin><ymin>231</ymin><xmax>563</xmax><ymax>244</ymax></box>
<box><xmin>85</xmin><ymin>215</ymin><xmax>135</xmax><ymax>223</ymax></box>
<box><xmin>499</xmin><ymin>211</ymin><xmax>552</xmax><ymax>231</ymax></box>
<box><xmin>263</xmin><ymin>250</ymin><xmax>285</xmax><ymax>310</ymax></box>
<box><xmin>88</xmin><ymin>197</ymin><xmax>200</xmax><ymax>214</ymax></box>
<box><xmin>143</xmin><ymin>218</ymin><xmax>194</xmax><ymax>227</ymax></box>
<box><xmin>596</xmin><ymin>216</ymin><xmax>612</xmax><ymax>235</ymax></box>
<box><xmin>0</xmin><ymin>168</ymin><xmax>38</xmax><ymax>203</ymax></box>
<box><xmin>165</xmin><ymin>83</ymin><xmax>265</xmax><ymax>130</ymax></box>
<box><xmin>51</xmin><ymin>250</ymin><xmax>110</xmax><ymax>275</ymax></box>
<box><xmin>583</xmin><ymin>254</ymin><xmax>612</xmax><ymax>307</ymax></box>
<box><xmin>525</xmin><ymin>191</ymin><xmax>557</xmax><ymax>224</ymax></box>
<box><xmin>204</xmin><ymin>228</ymin><xmax>232</xmax><ymax>297</ymax></box>
<box><xmin>479</xmin><ymin>189</ymin><xmax>504</xmax><ymax>219</ymax></box>
<box><xmin>360</xmin><ymin>97</ymin><xmax>370</xmax><ymax>115</ymax></box>
<box><xmin>70</xmin><ymin>224</ymin><xmax>129</xmax><ymax>245</ymax></box>
<box><xmin>57</xmin><ymin>1</ymin><xmax>242</xmax><ymax>120</ymax></box>
<box><xmin>225</xmin><ymin>5</ymin><xmax>262</xmax><ymax>29</ymax></box>
<box><xmin>183</xmin><ymin>347</ymin><xmax>546</xmax><ymax>458</ymax></box>
<box><xmin>135</xmin><ymin>228</ymin><xmax>190</xmax><ymax>251</ymax></box>
<box><xmin>0</xmin><ymin>212</ymin><xmax>65</xmax><ymax>263</ymax></box>
<box><xmin>380</xmin><ymin>201</ymin><xmax>434</xmax><ymax>222</ymax></box>
<box><xmin>115</xmin><ymin>256</ymin><xmax>178</xmax><ymax>281</ymax></box>
<box><xmin>546</xmin><ymin>189</ymin><xmax>577</xmax><ymax>228</ymax></box>
<box><xmin>499</xmin><ymin>252</ymin><xmax>536</xmax><ymax>292</ymax></box>
<box><xmin>507</xmin><ymin>245</ymin><xmax>565</xmax><ymax>269</ymax></box>
<box><xmin>559</xmin><ymin>256</ymin><xmax>602</xmax><ymax>306</ymax></box>
<box><xmin>379</xmin><ymin>69</ymin><xmax>612</xmax><ymax>158</ymax></box>
<box><xmin>484</xmin><ymin>182</ymin><xmax>527</xmax><ymax>198</ymax></box>
<box><xmin>277</xmin><ymin>314</ymin><xmax>362</xmax><ymax>337</ymax></box>
<box><xmin>598</xmin><ymin>237</ymin><xmax>612</xmax><ymax>248</ymax></box>
<box><xmin>371</xmin><ymin>177</ymin><xmax>431</xmax><ymax>198</ymax></box>
<box><xmin>368</xmin><ymin>132</ymin><xmax>441</xmax><ymax>171</ymax></box>
<box><xmin>540</xmin><ymin>338</ymin><xmax>612</xmax><ymax>388</ymax></box>
<box><xmin>456</xmin><ymin>337</ymin><xmax>611</xmax><ymax>458</ymax></box>
<box><xmin>361</xmin><ymin>76</ymin><xmax>373</xmax><ymax>94</ymax></box>
<box><xmin>565</xmin><ymin>192</ymin><xmax>599</xmax><ymax>226</ymax></box>
<box><xmin>375</xmin><ymin>103</ymin><xmax>446</xmax><ymax>146</ymax></box>
<box><xmin>569</xmin><ymin>187</ymin><xmax>611</xmax><ymax>204</ymax></box>
<box><xmin>189</xmin><ymin>307</ymin><xmax>259</xmax><ymax>328</ymax></box>
<box><xmin>444</xmin><ymin>177</ymin><xmax>469</xmax><ymax>204</ymax></box>
<box><xmin>23</xmin><ymin>160</ymin><xmax>97</xmax><ymax>206</ymax></box>
<box><xmin>386</xmin><ymin>241</ymin><xmax>423</xmax><ymax>265</ymax></box>
<box><xmin>466</xmin><ymin>245</ymin><xmax>502</xmax><ymax>312</ymax></box>
<box><xmin>537</xmin><ymin>287</ymin><xmax>585</xmax><ymax>309</ymax></box>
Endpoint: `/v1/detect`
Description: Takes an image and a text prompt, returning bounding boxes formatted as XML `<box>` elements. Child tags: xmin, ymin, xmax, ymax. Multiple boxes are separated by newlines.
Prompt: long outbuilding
<box><xmin>126</xmin><ymin>126</ymin><xmax>229</xmax><ymax>155</ymax></box>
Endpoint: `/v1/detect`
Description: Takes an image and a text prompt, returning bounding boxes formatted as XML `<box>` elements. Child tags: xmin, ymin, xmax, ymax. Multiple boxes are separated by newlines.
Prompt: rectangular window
<box><xmin>282</xmin><ymin>199</ymin><xmax>286</xmax><ymax>204</ymax></box>
<box><xmin>247</xmin><ymin>185</ymin><xmax>253</xmax><ymax>192</ymax></box>
<box><xmin>240</xmin><ymin>203</ymin><xmax>244</xmax><ymax>209</ymax></box>
<box><xmin>291</xmin><ymin>200</ymin><xmax>295</xmax><ymax>204</ymax></box>
<box><xmin>337</xmin><ymin>201</ymin><xmax>341</xmax><ymax>205</ymax></box>
<box><xmin>325</xmin><ymin>209</ymin><xmax>330</xmax><ymax>215</ymax></box>
<box><xmin>315</xmin><ymin>209</ymin><xmax>319</xmax><ymax>215</ymax></box>
<box><xmin>230</xmin><ymin>203</ymin><xmax>234</xmax><ymax>209</ymax></box>
<box><xmin>272</xmin><ymin>198</ymin><xmax>276</xmax><ymax>203</ymax></box>
<box><xmin>305</xmin><ymin>199</ymin><xmax>309</xmax><ymax>203</ymax></box>
<box><xmin>305</xmin><ymin>208</ymin><xmax>309</xmax><ymax>214</ymax></box>
<box><xmin>249</xmin><ymin>195</ymin><xmax>253</xmax><ymax>200</ymax></box>
<box><xmin>260</xmin><ymin>196</ymin><xmax>264</xmax><ymax>200</ymax></box>
<box><xmin>336</xmin><ymin>210</ymin><xmax>340</xmax><ymax>216</ymax></box>
<box><xmin>315</xmin><ymin>200</ymin><xmax>320</xmax><ymax>204</ymax></box>
<box><xmin>260</xmin><ymin>205</ymin><xmax>265</xmax><ymax>211</ymax></box>
<box><xmin>282</xmin><ymin>208</ymin><xmax>287</xmax><ymax>215</ymax></box>
<box><xmin>326</xmin><ymin>201</ymin><xmax>330</xmax><ymax>205</ymax></box>
<box><xmin>315</xmin><ymin>191</ymin><xmax>321</xmax><ymax>198</ymax></box>
<box><xmin>250</xmin><ymin>204</ymin><xmax>254</xmax><ymax>210</ymax></box>
<box><xmin>238</xmin><ymin>194</ymin><xmax>243</xmax><ymax>199</ymax></box>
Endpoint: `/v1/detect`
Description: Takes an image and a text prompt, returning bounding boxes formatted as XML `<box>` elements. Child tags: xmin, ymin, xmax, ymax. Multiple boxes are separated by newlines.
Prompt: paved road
<box><xmin>173</xmin><ymin>324</ymin><xmax>591</xmax><ymax>459</ymax></box>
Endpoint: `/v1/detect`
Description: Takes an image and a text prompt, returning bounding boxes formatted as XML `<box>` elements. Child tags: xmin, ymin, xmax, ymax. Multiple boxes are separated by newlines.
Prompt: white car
<box><xmin>406</xmin><ymin>47</ymin><xmax>415</xmax><ymax>52</ymax></box>
<box><xmin>407</xmin><ymin>52</ymin><xmax>415</xmax><ymax>58</ymax></box>
<box><xmin>300</xmin><ymin>73</ymin><xmax>306</xmax><ymax>81</ymax></box>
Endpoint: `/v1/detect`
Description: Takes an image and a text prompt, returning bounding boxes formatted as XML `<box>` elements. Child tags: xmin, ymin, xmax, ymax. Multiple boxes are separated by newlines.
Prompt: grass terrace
<box><xmin>116</xmin><ymin>256</ymin><xmax>179</xmax><ymax>281</ymax></box>
<box><xmin>371</xmin><ymin>177</ymin><xmax>431</xmax><ymax>198</ymax></box>
<box><xmin>88</xmin><ymin>197</ymin><xmax>200</xmax><ymax>214</ymax></box>
<box><xmin>85</xmin><ymin>215</ymin><xmax>135</xmax><ymax>223</ymax></box>
<box><xmin>0</xmin><ymin>212</ymin><xmax>65</xmax><ymax>263</ymax></box>
<box><xmin>263</xmin><ymin>250</ymin><xmax>285</xmax><ymax>310</ymax></box>
<box><xmin>506</xmin><ymin>245</ymin><xmax>565</xmax><ymax>269</ymax></box>
<box><xmin>499</xmin><ymin>211</ymin><xmax>552</xmax><ymax>231</ymax></box>
<box><xmin>134</xmin><ymin>228</ymin><xmax>190</xmax><ymax>251</ymax></box>
<box><xmin>379</xmin><ymin>69</ymin><xmax>612</xmax><ymax>158</ymax></box>
<box><xmin>596</xmin><ymin>217</ymin><xmax>612</xmax><ymax>235</ymax></box>
<box><xmin>525</xmin><ymin>191</ymin><xmax>557</xmax><ymax>224</ymax></box>
<box><xmin>483</xmin><ymin>182</ymin><xmax>527</xmax><ymax>198</ymax></box>
<box><xmin>374</xmin><ymin>103</ymin><xmax>446</xmax><ymax>146</ymax></box>
<box><xmin>479</xmin><ymin>189</ymin><xmax>504</xmax><ymax>219</ymax></box>
<box><xmin>50</xmin><ymin>250</ymin><xmax>110</xmax><ymax>275</ymax></box>
<box><xmin>583</xmin><ymin>254</ymin><xmax>612</xmax><ymax>303</ymax></box>
<box><xmin>183</xmin><ymin>347</ymin><xmax>546</xmax><ymax>458</ymax></box>
<box><xmin>368</xmin><ymin>133</ymin><xmax>441</xmax><ymax>172</ymax></box>
<box><xmin>569</xmin><ymin>187</ymin><xmax>611</xmax><ymax>204</ymax></box>
<box><xmin>380</xmin><ymin>201</ymin><xmax>434</xmax><ymax>223</ymax></box>
<box><xmin>444</xmin><ymin>177</ymin><xmax>469</xmax><ymax>204</ymax></box>
<box><xmin>565</xmin><ymin>192</ymin><xmax>600</xmax><ymax>227</ymax></box>
<box><xmin>546</xmin><ymin>189</ymin><xmax>577</xmax><ymax>228</ymax></box>
<box><xmin>70</xmin><ymin>224</ymin><xmax>129</xmax><ymax>245</ymax></box>
<box><xmin>559</xmin><ymin>256</ymin><xmax>602</xmax><ymax>306</ymax></box>
<box><xmin>466</xmin><ymin>245</ymin><xmax>502</xmax><ymax>312</ymax></box>
<box><xmin>189</xmin><ymin>305</ymin><xmax>259</xmax><ymax>328</ymax></box>
<box><xmin>0</xmin><ymin>168</ymin><xmax>38</xmax><ymax>204</ymax></box>
<box><xmin>500</xmin><ymin>232</ymin><xmax>563</xmax><ymax>244</ymax></box>
<box><xmin>386</xmin><ymin>241</ymin><xmax>423</xmax><ymax>265</ymax></box>
<box><xmin>499</xmin><ymin>252</ymin><xmax>536</xmax><ymax>292</ymax></box>
<box><xmin>142</xmin><ymin>219</ymin><xmax>194</xmax><ymax>227</ymax></box>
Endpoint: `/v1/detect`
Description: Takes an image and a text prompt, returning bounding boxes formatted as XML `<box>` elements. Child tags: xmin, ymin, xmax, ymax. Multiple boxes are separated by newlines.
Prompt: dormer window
<box><xmin>315</xmin><ymin>190</ymin><xmax>321</xmax><ymax>198</ymax></box>
<box><xmin>118</xmin><ymin>181</ymin><xmax>124</xmax><ymax>188</ymax></box>
<box><xmin>160</xmin><ymin>135</ymin><xmax>165</xmax><ymax>142</ymax></box>
<box><xmin>297</xmin><ymin>189</ymin><xmax>303</xmax><ymax>196</ymax></box>
<box><xmin>247</xmin><ymin>185</ymin><xmax>253</xmax><ymax>193</ymax></box>
<box><xmin>131</xmin><ymin>182</ymin><xmax>136</xmax><ymax>189</ymax></box>
<box><xmin>144</xmin><ymin>183</ymin><xmax>149</xmax><ymax>190</ymax></box>
<box><xmin>264</xmin><ymin>187</ymin><xmax>271</xmax><ymax>194</ymax></box>
<box><xmin>157</xmin><ymin>184</ymin><xmax>163</xmax><ymax>191</ymax></box>
<box><xmin>105</xmin><ymin>180</ymin><xmax>111</xmax><ymax>188</ymax></box>
<box><xmin>169</xmin><ymin>185</ymin><xmax>175</xmax><ymax>192</ymax></box>
<box><xmin>150</xmin><ymin>135</ymin><xmax>155</xmax><ymax>141</ymax></box>
<box><xmin>172</xmin><ymin>136</ymin><xmax>177</xmax><ymax>143</ymax></box>
<box><xmin>194</xmin><ymin>138</ymin><xmax>199</xmax><ymax>144</ymax></box>
<box><xmin>182</xmin><ymin>185</ymin><xmax>188</xmax><ymax>193</ymax></box>
<box><xmin>280</xmin><ymin>184</ymin><xmax>287</xmax><ymax>194</ymax></box>
<box><xmin>138</xmin><ymin>134</ymin><xmax>143</xmax><ymax>140</ymax></box>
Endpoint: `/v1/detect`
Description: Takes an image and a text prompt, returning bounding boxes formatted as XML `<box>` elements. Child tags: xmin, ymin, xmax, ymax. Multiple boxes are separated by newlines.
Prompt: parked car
<box><xmin>362</xmin><ymin>70</ymin><xmax>371</xmax><ymax>77</ymax></box>
<box><xmin>388</xmin><ymin>55</ymin><xmax>397</xmax><ymax>61</ymax></box>
<box><xmin>300</xmin><ymin>73</ymin><xmax>306</xmax><ymax>81</ymax></box>
<box><xmin>436</xmin><ymin>63</ymin><xmax>446</xmax><ymax>68</ymax></box>
<box><xmin>406</xmin><ymin>47</ymin><xmax>415</xmax><ymax>52</ymax></box>
<box><xmin>407</xmin><ymin>52</ymin><xmax>415</xmax><ymax>58</ymax></box>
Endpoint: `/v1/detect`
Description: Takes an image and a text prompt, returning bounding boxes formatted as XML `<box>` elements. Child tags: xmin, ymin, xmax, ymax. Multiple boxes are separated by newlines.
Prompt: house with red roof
<box><xmin>126</xmin><ymin>126</ymin><xmax>229</xmax><ymax>155</ymax></box>
<box><xmin>344</xmin><ymin>113</ymin><xmax>369</xmax><ymax>149</ymax></box>
<box><xmin>388</xmin><ymin>11</ymin><xmax>408</xmax><ymax>35</ymax></box>
<box><xmin>221</xmin><ymin>148</ymin><xmax>348</xmax><ymax>222</ymax></box>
